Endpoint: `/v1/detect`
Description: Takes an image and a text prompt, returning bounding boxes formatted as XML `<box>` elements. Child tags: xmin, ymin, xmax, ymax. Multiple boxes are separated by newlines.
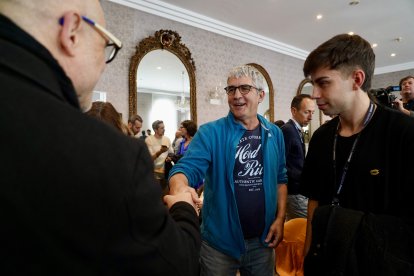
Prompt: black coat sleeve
<box><xmin>106</xmin><ymin>140</ymin><xmax>200</xmax><ymax>276</ymax></box>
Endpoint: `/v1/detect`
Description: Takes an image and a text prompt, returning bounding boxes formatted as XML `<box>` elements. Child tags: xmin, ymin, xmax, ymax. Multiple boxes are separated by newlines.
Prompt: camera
<box><xmin>369</xmin><ymin>86</ymin><xmax>401</xmax><ymax>108</ymax></box>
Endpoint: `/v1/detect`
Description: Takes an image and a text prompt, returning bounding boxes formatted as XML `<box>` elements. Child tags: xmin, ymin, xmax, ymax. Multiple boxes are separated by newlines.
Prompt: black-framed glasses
<box><xmin>59</xmin><ymin>15</ymin><xmax>122</xmax><ymax>63</ymax></box>
<box><xmin>224</xmin><ymin>85</ymin><xmax>259</xmax><ymax>95</ymax></box>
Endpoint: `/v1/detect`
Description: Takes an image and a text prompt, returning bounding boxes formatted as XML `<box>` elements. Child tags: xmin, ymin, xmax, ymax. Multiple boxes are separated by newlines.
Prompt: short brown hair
<box><xmin>181</xmin><ymin>120</ymin><xmax>197</xmax><ymax>137</ymax></box>
<box><xmin>304</xmin><ymin>34</ymin><xmax>375</xmax><ymax>92</ymax></box>
<box><xmin>128</xmin><ymin>114</ymin><xmax>142</xmax><ymax>124</ymax></box>
<box><xmin>291</xmin><ymin>94</ymin><xmax>312</xmax><ymax>109</ymax></box>
<box><xmin>86</xmin><ymin>101</ymin><xmax>125</xmax><ymax>134</ymax></box>
<box><xmin>399</xmin><ymin>75</ymin><xmax>414</xmax><ymax>87</ymax></box>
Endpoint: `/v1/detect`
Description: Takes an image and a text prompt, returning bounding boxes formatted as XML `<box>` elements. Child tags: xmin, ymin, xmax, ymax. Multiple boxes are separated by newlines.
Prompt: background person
<box><xmin>86</xmin><ymin>101</ymin><xmax>130</xmax><ymax>135</ymax></box>
<box><xmin>127</xmin><ymin>114</ymin><xmax>143</xmax><ymax>137</ymax></box>
<box><xmin>169</xmin><ymin>65</ymin><xmax>287</xmax><ymax>276</ymax></box>
<box><xmin>300</xmin><ymin>34</ymin><xmax>414</xmax><ymax>274</ymax></box>
<box><xmin>274</xmin><ymin>120</ymin><xmax>285</xmax><ymax>128</ymax></box>
<box><xmin>145</xmin><ymin>120</ymin><xmax>173</xmax><ymax>170</ymax></box>
<box><xmin>139</xmin><ymin>130</ymin><xmax>147</xmax><ymax>140</ymax></box>
<box><xmin>165</xmin><ymin>120</ymin><xmax>198</xmax><ymax>182</ymax></box>
<box><xmin>172</xmin><ymin>129</ymin><xmax>184</xmax><ymax>154</ymax></box>
<box><xmin>177</xmin><ymin>120</ymin><xmax>198</xmax><ymax>156</ymax></box>
<box><xmin>0</xmin><ymin>0</ymin><xmax>200</xmax><ymax>275</ymax></box>
<box><xmin>281</xmin><ymin>94</ymin><xmax>315</xmax><ymax>220</ymax></box>
<box><xmin>393</xmin><ymin>75</ymin><xmax>414</xmax><ymax>117</ymax></box>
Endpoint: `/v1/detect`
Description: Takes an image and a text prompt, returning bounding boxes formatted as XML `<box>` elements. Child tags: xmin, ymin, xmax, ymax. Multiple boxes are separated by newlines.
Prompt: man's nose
<box><xmin>233</xmin><ymin>87</ymin><xmax>243</xmax><ymax>97</ymax></box>
<box><xmin>311</xmin><ymin>87</ymin><xmax>320</xmax><ymax>98</ymax></box>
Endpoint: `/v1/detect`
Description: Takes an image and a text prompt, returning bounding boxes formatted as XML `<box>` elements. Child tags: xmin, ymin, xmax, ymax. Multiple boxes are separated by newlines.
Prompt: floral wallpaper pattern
<box><xmin>96</xmin><ymin>1</ymin><xmax>304</xmax><ymax>125</ymax></box>
<box><xmin>96</xmin><ymin>1</ymin><xmax>412</xmax><ymax>126</ymax></box>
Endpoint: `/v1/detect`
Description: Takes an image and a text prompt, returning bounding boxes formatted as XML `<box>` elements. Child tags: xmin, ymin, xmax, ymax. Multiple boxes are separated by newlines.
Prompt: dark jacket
<box><xmin>305</xmin><ymin>206</ymin><xmax>414</xmax><ymax>275</ymax></box>
<box><xmin>0</xmin><ymin>14</ymin><xmax>200</xmax><ymax>276</ymax></box>
<box><xmin>281</xmin><ymin>119</ymin><xmax>305</xmax><ymax>195</ymax></box>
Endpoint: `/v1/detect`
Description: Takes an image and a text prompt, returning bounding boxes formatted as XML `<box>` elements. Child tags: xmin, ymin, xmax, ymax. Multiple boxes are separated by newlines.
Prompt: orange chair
<box><xmin>275</xmin><ymin>218</ymin><xmax>307</xmax><ymax>276</ymax></box>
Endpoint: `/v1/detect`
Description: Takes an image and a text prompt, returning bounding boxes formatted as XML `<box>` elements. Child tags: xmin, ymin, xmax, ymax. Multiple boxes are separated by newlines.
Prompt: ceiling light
<box><xmin>348</xmin><ymin>32</ymin><xmax>354</xmax><ymax>35</ymax></box>
<box><xmin>391</xmin><ymin>53</ymin><xmax>396</xmax><ymax>57</ymax></box>
<box><xmin>372</xmin><ymin>43</ymin><xmax>378</xmax><ymax>48</ymax></box>
<box><xmin>394</xmin><ymin>37</ymin><xmax>402</xmax><ymax>42</ymax></box>
<box><xmin>349</xmin><ymin>0</ymin><xmax>360</xmax><ymax>5</ymax></box>
<box><xmin>156</xmin><ymin>66</ymin><xmax>162</xmax><ymax>70</ymax></box>
<box><xmin>316</xmin><ymin>14</ymin><xmax>323</xmax><ymax>20</ymax></box>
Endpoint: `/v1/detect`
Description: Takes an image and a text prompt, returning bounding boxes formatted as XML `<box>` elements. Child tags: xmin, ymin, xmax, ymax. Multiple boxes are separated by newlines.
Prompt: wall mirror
<box><xmin>129</xmin><ymin>30</ymin><xmax>196</xmax><ymax>140</ymax></box>
<box><xmin>247</xmin><ymin>63</ymin><xmax>274</xmax><ymax>122</ymax></box>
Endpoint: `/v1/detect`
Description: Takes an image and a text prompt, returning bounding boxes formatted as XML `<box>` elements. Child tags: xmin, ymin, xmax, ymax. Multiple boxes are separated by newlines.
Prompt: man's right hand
<box><xmin>164</xmin><ymin>192</ymin><xmax>198</xmax><ymax>213</ymax></box>
<box><xmin>169</xmin><ymin>173</ymin><xmax>201</xmax><ymax>206</ymax></box>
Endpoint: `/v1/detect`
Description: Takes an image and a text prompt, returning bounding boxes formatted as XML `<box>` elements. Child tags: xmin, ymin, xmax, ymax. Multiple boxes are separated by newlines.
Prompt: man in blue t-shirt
<box><xmin>169</xmin><ymin>65</ymin><xmax>287</xmax><ymax>276</ymax></box>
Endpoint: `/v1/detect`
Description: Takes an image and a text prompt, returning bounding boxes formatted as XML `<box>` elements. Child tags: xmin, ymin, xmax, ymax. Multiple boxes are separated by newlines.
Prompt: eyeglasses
<box><xmin>59</xmin><ymin>15</ymin><xmax>122</xmax><ymax>63</ymax></box>
<box><xmin>224</xmin><ymin>85</ymin><xmax>259</xmax><ymax>95</ymax></box>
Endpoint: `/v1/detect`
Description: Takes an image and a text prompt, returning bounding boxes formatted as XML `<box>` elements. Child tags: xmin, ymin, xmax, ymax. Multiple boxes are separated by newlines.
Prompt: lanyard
<box><xmin>332</xmin><ymin>101</ymin><xmax>375</xmax><ymax>205</ymax></box>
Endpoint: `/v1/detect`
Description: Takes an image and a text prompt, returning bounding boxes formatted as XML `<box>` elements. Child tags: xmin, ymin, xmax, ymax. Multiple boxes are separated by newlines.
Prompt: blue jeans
<box><xmin>200</xmin><ymin>238</ymin><xmax>275</xmax><ymax>276</ymax></box>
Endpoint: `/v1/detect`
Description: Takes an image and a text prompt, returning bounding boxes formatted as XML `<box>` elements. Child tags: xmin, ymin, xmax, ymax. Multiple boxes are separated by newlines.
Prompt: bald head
<box><xmin>0</xmin><ymin>0</ymin><xmax>108</xmax><ymax>111</ymax></box>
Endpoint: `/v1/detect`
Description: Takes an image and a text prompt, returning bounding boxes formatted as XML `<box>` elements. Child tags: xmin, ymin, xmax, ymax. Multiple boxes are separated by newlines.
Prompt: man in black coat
<box><xmin>0</xmin><ymin>0</ymin><xmax>200</xmax><ymax>275</ymax></box>
<box><xmin>281</xmin><ymin>94</ymin><xmax>315</xmax><ymax>220</ymax></box>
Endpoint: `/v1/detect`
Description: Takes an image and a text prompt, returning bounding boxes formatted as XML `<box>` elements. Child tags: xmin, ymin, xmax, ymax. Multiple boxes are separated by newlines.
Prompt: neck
<box><xmin>291</xmin><ymin>118</ymin><xmax>302</xmax><ymax>128</ymax></box>
<box><xmin>155</xmin><ymin>134</ymin><xmax>162</xmax><ymax>139</ymax></box>
<box><xmin>338</xmin><ymin>94</ymin><xmax>373</xmax><ymax>137</ymax></box>
<box><xmin>237</xmin><ymin>117</ymin><xmax>260</xmax><ymax>130</ymax></box>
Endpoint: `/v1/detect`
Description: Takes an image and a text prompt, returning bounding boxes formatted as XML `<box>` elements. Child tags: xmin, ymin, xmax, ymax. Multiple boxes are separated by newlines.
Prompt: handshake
<box><xmin>164</xmin><ymin>183</ymin><xmax>203</xmax><ymax>214</ymax></box>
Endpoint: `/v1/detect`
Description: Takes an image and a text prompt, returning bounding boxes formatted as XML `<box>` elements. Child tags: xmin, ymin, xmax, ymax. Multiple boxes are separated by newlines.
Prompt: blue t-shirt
<box><xmin>233</xmin><ymin>125</ymin><xmax>265</xmax><ymax>239</ymax></box>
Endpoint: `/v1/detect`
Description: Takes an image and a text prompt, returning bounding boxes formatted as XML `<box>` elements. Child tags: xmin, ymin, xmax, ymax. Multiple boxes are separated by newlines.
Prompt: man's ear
<box><xmin>258</xmin><ymin>90</ymin><xmax>265</xmax><ymax>103</ymax></box>
<box><xmin>59</xmin><ymin>12</ymin><xmax>82</xmax><ymax>57</ymax></box>
<box><xmin>352</xmin><ymin>69</ymin><xmax>366</xmax><ymax>90</ymax></box>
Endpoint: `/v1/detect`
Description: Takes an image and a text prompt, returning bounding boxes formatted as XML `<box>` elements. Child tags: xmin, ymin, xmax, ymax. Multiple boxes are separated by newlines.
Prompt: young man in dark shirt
<box><xmin>300</xmin><ymin>34</ymin><xmax>414</xmax><ymax>274</ymax></box>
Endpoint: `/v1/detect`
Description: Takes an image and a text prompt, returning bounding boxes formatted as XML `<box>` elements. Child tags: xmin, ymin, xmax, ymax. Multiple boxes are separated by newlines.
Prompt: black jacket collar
<box><xmin>0</xmin><ymin>13</ymin><xmax>80</xmax><ymax>109</ymax></box>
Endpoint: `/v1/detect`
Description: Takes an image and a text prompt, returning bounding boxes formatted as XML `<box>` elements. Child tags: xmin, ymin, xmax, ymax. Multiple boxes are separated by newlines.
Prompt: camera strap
<box><xmin>332</xmin><ymin>101</ymin><xmax>375</xmax><ymax>205</ymax></box>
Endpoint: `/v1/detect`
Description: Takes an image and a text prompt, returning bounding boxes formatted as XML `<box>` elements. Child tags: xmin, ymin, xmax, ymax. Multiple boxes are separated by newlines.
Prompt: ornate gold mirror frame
<box><xmin>129</xmin><ymin>30</ymin><xmax>197</xmax><ymax>123</ymax></box>
<box><xmin>247</xmin><ymin>63</ymin><xmax>274</xmax><ymax>122</ymax></box>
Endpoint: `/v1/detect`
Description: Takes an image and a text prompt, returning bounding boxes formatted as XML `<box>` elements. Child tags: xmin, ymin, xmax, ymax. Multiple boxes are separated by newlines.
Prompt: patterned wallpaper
<box><xmin>95</xmin><ymin>1</ymin><xmax>413</xmax><ymax>127</ymax></box>
<box><xmin>95</xmin><ymin>0</ymin><xmax>304</xmax><ymax>126</ymax></box>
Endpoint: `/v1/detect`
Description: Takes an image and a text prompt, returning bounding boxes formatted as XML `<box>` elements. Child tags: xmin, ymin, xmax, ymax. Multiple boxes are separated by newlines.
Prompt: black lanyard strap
<box><xmin>332</xmin><ymin>101</ymin><xmax>375</xmax><ymax>205</ymax></box>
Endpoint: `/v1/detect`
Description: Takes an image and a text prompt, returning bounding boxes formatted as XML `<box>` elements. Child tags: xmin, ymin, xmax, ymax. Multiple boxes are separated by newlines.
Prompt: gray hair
<box><xmin>152</xmin><ymin>120</ymin><xmax>163</xmax><ymax>131</ymax></box>
<box><xmin>227</xmin><ymin>65</ymin><xmax>265</xmax><ymax>91</ymax></box>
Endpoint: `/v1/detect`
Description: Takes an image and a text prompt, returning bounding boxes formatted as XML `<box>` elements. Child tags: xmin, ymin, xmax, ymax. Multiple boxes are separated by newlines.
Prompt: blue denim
<box><xmin>200</xmin><ymin>238</ymin><xmax>275</xmax><ymax>276</ymax></box>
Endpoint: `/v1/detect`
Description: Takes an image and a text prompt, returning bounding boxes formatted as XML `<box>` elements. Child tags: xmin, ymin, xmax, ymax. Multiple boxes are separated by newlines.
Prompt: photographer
<box><xmin>393</xmin><ymin>75</ymin><xmax>414</xmax><ymax>117</ymax></box>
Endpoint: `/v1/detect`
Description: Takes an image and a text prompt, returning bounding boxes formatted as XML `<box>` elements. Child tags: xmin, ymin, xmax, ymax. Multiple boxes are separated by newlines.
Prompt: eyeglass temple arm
<box><xmin>84</xmin><ymin>18</ymin><xmax>123</xmax><ymax>48</ymax></box>
<box><xmin>59</xmin><ymin>16</ymin><xmax>122</xmax><ymax>49</ymax></box>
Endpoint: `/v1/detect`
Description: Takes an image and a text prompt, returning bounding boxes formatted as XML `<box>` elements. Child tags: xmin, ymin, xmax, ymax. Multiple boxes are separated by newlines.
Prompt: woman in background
<box><xmin>85</xmin><ymin>101</ymin><xmax>131</xmax><ymax>136</ymax></box>
<box><xmin>164</xmin><ymin>120</ymin><xmax>197</xmax><ymax>180</ymax></box>
<box><xmin>177</xmin><ymin>120</ymin><xmax>197</xmax><ymax>156</ymax></box>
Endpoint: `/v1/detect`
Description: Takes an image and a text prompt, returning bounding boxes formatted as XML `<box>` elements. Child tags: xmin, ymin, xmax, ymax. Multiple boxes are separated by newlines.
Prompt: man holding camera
<box><xmin>393</xmin><ymin>75</ymin><xmax>414</xmax><ymax>117</ymax></box>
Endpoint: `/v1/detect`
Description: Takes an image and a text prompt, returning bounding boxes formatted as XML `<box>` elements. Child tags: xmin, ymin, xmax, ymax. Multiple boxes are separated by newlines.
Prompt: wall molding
<box><xmin>108</xmin><ymin>0</ymin><xmax>308</xmax><ymax>60</ymax></box>
<box><xmin>374</xmin><ymin>62</ymin><xmax>414</xmax><ymax>75</ymax></box>
<box><xmin>108</xmin><ymin>0</ymin><xmax>413</xmax><ymax>75</ymax></box>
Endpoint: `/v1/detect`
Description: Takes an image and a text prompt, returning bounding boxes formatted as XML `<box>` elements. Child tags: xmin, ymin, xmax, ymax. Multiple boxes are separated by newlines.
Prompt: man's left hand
<box><xmin>265</xmin><ymin>217</ymin><xmax>284</xmax><ymax>248</ymax></box>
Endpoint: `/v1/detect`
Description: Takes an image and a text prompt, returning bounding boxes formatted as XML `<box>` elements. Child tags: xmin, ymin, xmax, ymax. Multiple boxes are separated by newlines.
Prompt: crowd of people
<box><xmin>2</xmin><ymin>0</ymin><xmax>414</xmax><ymax>275</ymax></box>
